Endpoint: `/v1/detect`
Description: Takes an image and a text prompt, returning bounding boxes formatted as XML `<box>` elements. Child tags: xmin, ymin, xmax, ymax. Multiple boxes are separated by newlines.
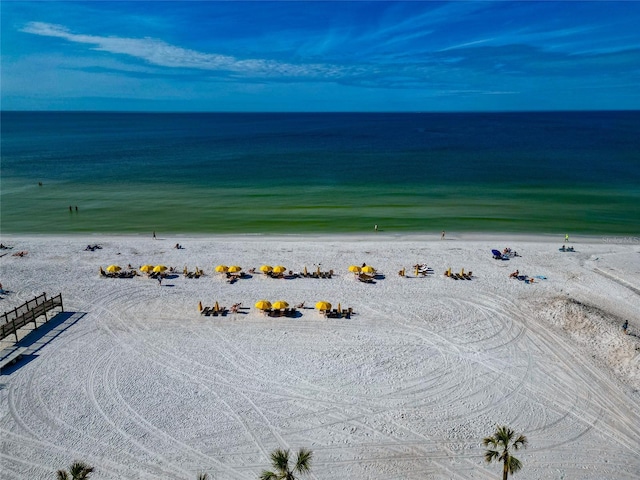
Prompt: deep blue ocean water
<box><xmin>1</xmin><ymin>111</ymin><xmax>639</xmax><ymax>234</ymax></box>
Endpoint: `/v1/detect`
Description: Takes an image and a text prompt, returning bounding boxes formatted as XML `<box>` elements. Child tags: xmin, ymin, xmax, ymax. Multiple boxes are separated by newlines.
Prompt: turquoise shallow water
<box><xmin>1</xmin><ymin>111</ymin><xmax>639</xmax><ymax>234</ymax></box>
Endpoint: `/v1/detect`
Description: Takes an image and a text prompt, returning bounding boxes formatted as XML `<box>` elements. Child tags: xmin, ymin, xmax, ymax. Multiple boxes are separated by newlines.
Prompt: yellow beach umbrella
<box><xmin>255</xmin><ymin>300</ymin><xmax>272</xmax><ymax>310</ymax></box>
<box><xmin>361</xmin><ymin>265</ymin><xmax>375</xmax><ymax>274</ymax></box>
<box><xmin>228</xmin><ymin>265</ymin><xmax>242</xmax><ymax>273</ymax></box>
<box><xmin>153</xmin><ymin>265</ymin><xmax>167</xmax><ymax>273</ymax></box>
<box><xmin>106</xmin><ymin>265</ymin><xmax>121</xmax><ymax>273</ymax></box>
<box><xmin>140</xmin><ymin>264</ymin><xmax>154</xmax><ymax>273</ymax></box>
<box><xmin>337</xmin><ymin>303</ymin><xmax>341</xmax><ymax>313</ymax></box>
<box><xmin>273</xmin><ymin>265</ymin><xmax>286</xmax><ymax>274</ymax></box>
<box><xmin>260</xmin><ymin>265</ymin><xmax>273</xmax><ymax>273</ymax></box>
<box><xmin>272</xmin><ymin>300</ymin><xmax>289</xmax><ymax>310</ymax></box>
<box><xmin>198</xmin><ymin>301</ymin><xmax>203</xmax><ymax>312</ymax></box>
<box><xmin>303</xmin><ymin>266</ymin><xmax>308</xmax><ymax>275</ymax></box>
<box><xmin>214</xmin><ymin>301</ymin><xmax>220</xmax><ymax>312</ymax></box>
<box><xmin>316</xmin><ymin>265</ymin><xmax>321</xmax><ymax>274</ymax></box>
<box><xmin>315</xmin><ymin>301</ymin><xmax>332</xmax><ymax>311</ymax></box>
<box><xmin>215</xmin><ymin>265</ymin><xmax>228</xmax><ymax>273</ymax></box>
<box><xmin>348</xmin><ymin>265</ymin><xmax>361</xmax><ymax>273</ymax></box>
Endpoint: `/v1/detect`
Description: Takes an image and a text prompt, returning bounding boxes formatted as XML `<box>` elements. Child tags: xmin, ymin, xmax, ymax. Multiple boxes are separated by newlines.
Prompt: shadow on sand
<box><xmin>0</xmin><ymin>311</ymin><xmax>86</xmax><ymax>375</ymax></box>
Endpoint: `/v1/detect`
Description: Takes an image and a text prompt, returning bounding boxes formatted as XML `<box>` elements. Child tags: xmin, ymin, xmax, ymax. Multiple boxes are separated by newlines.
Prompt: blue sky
<box><xmin>2</xmin><ymin>1</ymin><xmax>639</xmax><ymax>111</ymax></box>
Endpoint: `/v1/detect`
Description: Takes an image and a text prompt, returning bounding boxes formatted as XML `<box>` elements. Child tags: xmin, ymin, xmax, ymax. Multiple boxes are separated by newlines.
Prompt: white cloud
<box><xmin>20</xmin><ymin>22</ymin><xmax>330</xmax><ymax>78</ymax></box>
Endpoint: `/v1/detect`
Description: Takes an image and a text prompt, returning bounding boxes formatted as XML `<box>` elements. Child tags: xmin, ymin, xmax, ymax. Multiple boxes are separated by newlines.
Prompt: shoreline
<box><xmin>3</xmin><ymin>231</ymin><xmax>636</xmax><ymax>244</ymax></box>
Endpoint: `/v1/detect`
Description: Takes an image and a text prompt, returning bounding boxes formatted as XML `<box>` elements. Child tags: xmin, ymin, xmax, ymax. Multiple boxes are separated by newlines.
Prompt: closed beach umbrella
<box><xmin>273</xmin><ymin>265</ymin><xmax>286</xmax><ymax>274</ymax></box>
<box><xmin>106</xmin><ymin>265</ymin><xmax>121</xmax><ymax>273</ymax></box>
<box><xmin>315</xmin><ymin>301</ymin><xmax>331</xmax><ymax>311</ymax></box>
<box><xmin>337</xmin><ymin>303</ymin><xmax>341</xmax><ymax>313</ymax></box>
<box><xmin>260</xmin><ymin>265</ymin><xmax>273</xmax><ymax>273</ymax></box>
<box><xmin>215</xmin><ymin>265</ymin><xmax>228</xmax><ymax>273</ymax></box>
<box><xmin>140</xmin><ymin>264</ymin><xmax>154</xmax><ymax>273</ymax></box>
<box><xmin>153</xmin><ymin>265</ymin><xmax>167</xmax><ymax>273</ymax></box>
<box><xmin>272</xmin><ymin>300</ymin><xmax>289</xmax><ymax>310</ymax></box>
<box><xmin>361</xmin><ymin>265</ymin><xmax>375</xmax><ymax>274</ymax></box>
<box><xmin>198</xmin><ymin>301</ymin><xmax>203</xmax><ymax>312</ymax></box>
<box><xmin>303</xmin><ymin>266</ymin><xmax>308</xmax><ymax>275</ymax></box>
<box><xmin>348</xmin><ymin>265</ymin><xmax>361</xmax><ymax>273</ymax></box>
<box><xmin>214</xmin><ymin>301</ymin><xmax>220</xmax><ymax>312</ymax></box>
<box><xmin>228</xmin><ymin>265</ymin><xmax>242</xmax><ymax>273</ymax></box>
<box><xmin>255</xmin><ymin>300</ymin><xmax>272</xmax><ymax>310</ymax></box>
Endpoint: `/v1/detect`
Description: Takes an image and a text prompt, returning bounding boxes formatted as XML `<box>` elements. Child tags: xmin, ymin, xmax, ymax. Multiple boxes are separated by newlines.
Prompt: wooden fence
<box><xmin>0</xmin><ymin>293</ymin><xmax>63</xmax><ymax>342</ymax></box>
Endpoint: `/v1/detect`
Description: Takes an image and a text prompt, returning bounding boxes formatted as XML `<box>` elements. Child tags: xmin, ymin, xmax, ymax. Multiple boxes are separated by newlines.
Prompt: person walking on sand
<box><xmin>622</xmin><ymin>320</ymin><xmax>629</xmax><ymax>334</ymax></box>
<box><xmin>565</xmin><ymin>233</ymin><xmax>569</xmax><ymax>243</ymax></box>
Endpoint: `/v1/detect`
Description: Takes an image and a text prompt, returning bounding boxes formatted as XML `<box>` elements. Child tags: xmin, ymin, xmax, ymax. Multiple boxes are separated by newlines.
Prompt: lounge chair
<box><xmin>492</xmin><ymin>249</ymin><xmax>505</xmax><ymax>260</ymax></box>
<box><xmin>358</xmin><ymin>274</ymin><xmax>374</xmax><ymax>283</ymax></box>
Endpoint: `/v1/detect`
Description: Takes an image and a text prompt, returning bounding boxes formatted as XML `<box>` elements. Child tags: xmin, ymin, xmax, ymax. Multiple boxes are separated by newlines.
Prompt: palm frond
<box><xmin>294</xmin><ymin>448</ymin><xmax>313</xmax><ymax>473</ymax></box>
<box><xmin>196</xmin><ymin>473</ymin><xmax>210</xmax><ymax>480</ymax></box>
<box><xmin>506</xmin><ymin>455</ymin><xmax>523</xmax><ymax>474</ymax></box>
<box><xmin>484</xmin><ymin>449</ymin><xmax>500</xmax><ymax>463</ymax></box>
<box><xmin>270</xmin><ymin>448</ymin><xmax>290</xmax><ymax>473</ymax></box>
<box><xmin>482</xmin><ymin>436</ymin><xmax>498</xmax><ymax>447</ymax></box>
<box><xmin>259</xmin><ymin>470</ymin><xmax>277</xmax><ymax>480</ymax></box>
<box><xmin>513</xmin><ymin>434</ymin><xmax>528</xmax><ymax>450</ymax></box>
<box><xmin>56</xmin><ymin>471</ymin><xmax>70</xmax><ymax>480</ymax></box>
<box><xmin>69</xmin><ymin>461</ymin><xmax>94</xmax><ymax>480</ymax></box>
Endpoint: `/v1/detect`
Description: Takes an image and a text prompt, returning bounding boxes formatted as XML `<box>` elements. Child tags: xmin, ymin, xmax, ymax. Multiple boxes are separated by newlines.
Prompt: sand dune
<box><xmin>1</xmin><ymin>233</ymin><xmax>639</xmax><ymax>479</ymax></box>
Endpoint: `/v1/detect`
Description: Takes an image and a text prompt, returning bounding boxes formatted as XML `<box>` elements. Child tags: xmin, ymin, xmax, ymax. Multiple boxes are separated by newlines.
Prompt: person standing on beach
<box><xmin>153</xmin><ymin>231</ymin><xmax>156</xmax><ymax>239</ymax></box>
<box><xmin>441</xmin><ymin>230</ymin><xmax>445</xmax><ymax>240</ymax></box>
<box><xmin>565</xmin><ymin>233</ymin><xmax>569</xmax><ymax>243</ymax></box>
<box><xmin>623</xmin><ymin>320</ymin><xmax>629</xmax><ymax>334</ymax></box>
<box><xmin>374</xmin><ymin>224</ymin><xmax>378</xmax><ymax>232</ymax></box>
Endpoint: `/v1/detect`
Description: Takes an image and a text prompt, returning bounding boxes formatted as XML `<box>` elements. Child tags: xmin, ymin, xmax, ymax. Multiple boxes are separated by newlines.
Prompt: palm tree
<box><xmin>56</xmin><ymin>461</ymin><xmax>94</xmax><ymax>480</ymax></box>
<box><xmin>259</xmin><ymin>447</ymin><xmax>313</xmax><ymax>480</ymax></box>
<box><xmin>483</xmin><ymin>425</ymin><xmax>528</xmax><ymax>480</ymax></box>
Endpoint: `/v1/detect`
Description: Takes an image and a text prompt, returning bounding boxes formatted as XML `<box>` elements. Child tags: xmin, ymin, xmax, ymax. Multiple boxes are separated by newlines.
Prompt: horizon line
<box><xmin>2</xmin><ymin>109</ymin><xmax>639</xmax><ymax>114</ymax></box>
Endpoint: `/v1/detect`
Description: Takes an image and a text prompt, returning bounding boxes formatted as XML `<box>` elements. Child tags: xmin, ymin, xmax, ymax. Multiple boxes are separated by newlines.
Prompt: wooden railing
<box><xmin>1</xmin><ymin>293</ymin><xmax>63</xmax><ymax>342</ymax></box>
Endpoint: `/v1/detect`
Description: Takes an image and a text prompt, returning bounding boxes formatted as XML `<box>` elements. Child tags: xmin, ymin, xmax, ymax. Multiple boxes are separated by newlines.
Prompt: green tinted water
<box><xmin>2</xmin><ymin>180</ymin><xmax>637</xmax><ymax>234</ymax></box>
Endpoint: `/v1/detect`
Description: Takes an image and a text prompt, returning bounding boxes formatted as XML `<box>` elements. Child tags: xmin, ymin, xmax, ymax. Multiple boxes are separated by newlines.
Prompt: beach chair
<box><xmin>358</xmin><ymin>274</ymin><xmax>374</xmax><ymax>283</ymax></box>
<box><xmin>492</xmin><ymin>249</ymin><xmax>504</xmax><ymax>260</ymax></box>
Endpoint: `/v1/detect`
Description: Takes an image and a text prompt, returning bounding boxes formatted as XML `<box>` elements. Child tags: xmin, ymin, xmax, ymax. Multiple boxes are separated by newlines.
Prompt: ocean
<box><xmin>1</xmin><ymin>111</ymin><xmax>639</xmax><ymax>235</ymax></box>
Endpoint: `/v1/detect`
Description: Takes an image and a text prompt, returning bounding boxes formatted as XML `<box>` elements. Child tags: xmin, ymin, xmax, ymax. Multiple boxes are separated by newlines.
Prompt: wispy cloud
<box><xmin>21</xmin><ymin>22</ymin><xmax>333</xmax><ymax>79</ymax></box>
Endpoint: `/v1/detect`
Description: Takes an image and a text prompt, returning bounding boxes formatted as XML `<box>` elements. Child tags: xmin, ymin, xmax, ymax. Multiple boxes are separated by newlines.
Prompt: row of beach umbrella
<box><xmin>215</xmin><ymin>265</ymin><xmax>243</xmax><ymax>273</ymax></box>
<box><xmin>105</xmin><ymin>264</ymin><xmax>167</xmax><ymax>273</ymax></box>
<box><xmin>215</xmin><ymin>265</ymin><xmax>375</xmax><ymax>274</ymax></box>
<box><xmin>106</xmin><ymin>264</ymin><xmax>375</xmax><ymax>275</ymax></box>
<box><xmin>254</xmin><ymin>300</ymin><xmax>336</xmax><ymax>311</ymax></box>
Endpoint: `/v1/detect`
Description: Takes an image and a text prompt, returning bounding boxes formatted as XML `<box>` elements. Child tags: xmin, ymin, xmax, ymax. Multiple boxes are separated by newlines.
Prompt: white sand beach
<box><xmin>1</xmin><ymin>233</ymin><xmax>639</xmax><ymax>479</ymax></box>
